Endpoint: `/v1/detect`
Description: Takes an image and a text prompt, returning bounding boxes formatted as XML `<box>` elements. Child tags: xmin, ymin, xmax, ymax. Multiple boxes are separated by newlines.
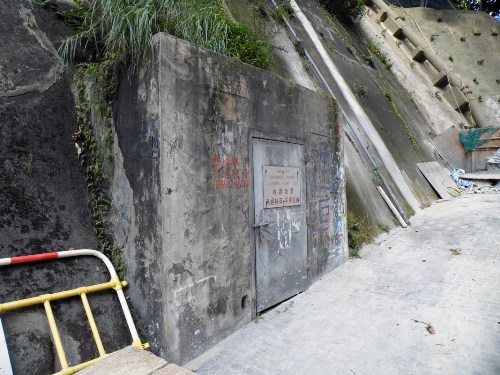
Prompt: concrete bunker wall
<box><xmin>112</xmin><ymin>33</ymin><xmax>346</xmax><ymax>364</ymax></box>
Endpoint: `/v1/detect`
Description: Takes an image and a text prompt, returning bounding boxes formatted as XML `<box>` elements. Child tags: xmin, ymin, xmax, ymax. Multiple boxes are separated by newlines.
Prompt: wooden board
<box><xmin>417</xmin><ymin>162</ymin><xmax>453</xmax><ymax>200</ymax></box>
<box><xmin>460</xmin><ymin>173</ymin><xmax>500</xmax><ymax>180</ymax></box>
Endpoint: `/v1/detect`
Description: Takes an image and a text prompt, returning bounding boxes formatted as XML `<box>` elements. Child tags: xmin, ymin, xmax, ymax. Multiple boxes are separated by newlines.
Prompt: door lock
<box><xmin>252</xmin><ymin>221</ymin><xmax>269</xmax><ymax>228</ymax></box>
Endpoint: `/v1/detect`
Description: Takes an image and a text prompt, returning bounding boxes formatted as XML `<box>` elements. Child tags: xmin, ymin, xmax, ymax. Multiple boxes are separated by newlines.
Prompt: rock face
<box><xmin>0</xmin><ymin>1</ymin><xmax>129</xmax><ymax>373</ymax></box>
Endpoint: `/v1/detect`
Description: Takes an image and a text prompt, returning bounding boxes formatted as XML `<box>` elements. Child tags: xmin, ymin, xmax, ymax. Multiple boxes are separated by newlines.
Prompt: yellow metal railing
<box><xmin>0</xmin><ymin>250</ymin><xmax>149</xmax><ymax>375</ymax></box>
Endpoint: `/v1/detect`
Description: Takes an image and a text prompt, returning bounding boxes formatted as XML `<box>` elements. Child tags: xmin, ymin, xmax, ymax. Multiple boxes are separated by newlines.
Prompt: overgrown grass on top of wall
<box><xmin>60</xmin><ymin>0</ymin><xmax>271</xmax><ymax>70</ymax></box>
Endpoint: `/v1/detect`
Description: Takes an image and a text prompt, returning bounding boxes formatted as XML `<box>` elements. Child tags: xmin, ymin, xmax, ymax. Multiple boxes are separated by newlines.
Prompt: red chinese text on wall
<box><xmin>211</xmin><ymin>153</ymin><xmax>249</xmax><ymax>189</ymax></box>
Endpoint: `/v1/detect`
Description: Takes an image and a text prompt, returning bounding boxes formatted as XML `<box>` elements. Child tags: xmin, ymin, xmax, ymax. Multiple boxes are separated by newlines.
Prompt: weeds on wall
<box><xmin>74</xmin><ymin>63</ymin><xmax>126</xmax><ymax>278</ymax></box>
<box><xmin>366</xmin><ymin>40</ymin><xmax>392</xmax><ymax>70</ymax></box>
<box><xmin>272</xmin><ymin>0</ymin><xmax>294</xmax><ymax>22</ymax></box>
<box><xmin>318</xmin><ymin>0</ymin><xmax>366</xmax><ymax>21</ymax></box>
<box><xmin>51</xmin><ymin>0</ymin><xmax>273</xmax><ymax>274</ymax></box>
<box><xmin>347</xmin><ymin>211</ymin><xmax>369</xmax><ymax>258</ymax></box>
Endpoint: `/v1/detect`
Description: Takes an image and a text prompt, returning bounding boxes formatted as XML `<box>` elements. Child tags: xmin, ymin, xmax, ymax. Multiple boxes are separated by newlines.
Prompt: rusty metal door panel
<box><xmin>253</xmin><ymin>138</ymin><xmax>307</xmax><ymax>312</ymax></box>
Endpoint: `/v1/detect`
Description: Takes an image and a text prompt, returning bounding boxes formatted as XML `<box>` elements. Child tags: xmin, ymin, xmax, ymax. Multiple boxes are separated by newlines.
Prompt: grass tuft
<box><xmin>60</xmin><ymin>0</ymin><xmax>270</xmax><ymax>70</ymax></box>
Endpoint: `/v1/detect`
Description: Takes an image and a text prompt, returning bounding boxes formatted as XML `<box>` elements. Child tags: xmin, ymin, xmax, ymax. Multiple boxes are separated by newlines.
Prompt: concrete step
<box><xmin>77</xmin><ymin>346</ymin><xmax>194</xmax><ymax>375</ymax></box>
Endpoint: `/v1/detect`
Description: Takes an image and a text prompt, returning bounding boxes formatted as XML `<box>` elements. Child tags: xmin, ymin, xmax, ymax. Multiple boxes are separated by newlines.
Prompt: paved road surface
<box><xmin>186</xmin><ymin>195</ymin><xmax>500</xmax><ymax>374</ymax></box>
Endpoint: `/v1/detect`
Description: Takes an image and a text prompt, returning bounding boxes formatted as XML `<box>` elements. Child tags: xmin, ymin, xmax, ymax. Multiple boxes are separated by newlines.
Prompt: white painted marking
<box><xmin>175</xmin><ymin>275</ymin><xmax>216</xmax><ymax>294</ymax></box>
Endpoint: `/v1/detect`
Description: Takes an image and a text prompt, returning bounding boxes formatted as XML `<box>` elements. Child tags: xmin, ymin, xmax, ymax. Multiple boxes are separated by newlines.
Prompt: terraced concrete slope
<box><xmin>225</xmin><ymin>1</ymin><xmax>499</xmax><ymax>235</ymax></box>
<box><xmin>226</xmin><ymin>0</ymin><xmax>441</xmax><ymax>234</ymax></box>
<box><xmin>362</xmin><ymin>7</ymin><xmax>499</xmax><ymax>127</ymax></box>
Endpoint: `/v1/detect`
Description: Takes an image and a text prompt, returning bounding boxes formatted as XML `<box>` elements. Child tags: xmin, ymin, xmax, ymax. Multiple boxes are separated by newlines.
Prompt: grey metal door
<box><xmin>253</xmin><ymin>138</ymin><xmax>307</xmax><ymax>312</ymax></box>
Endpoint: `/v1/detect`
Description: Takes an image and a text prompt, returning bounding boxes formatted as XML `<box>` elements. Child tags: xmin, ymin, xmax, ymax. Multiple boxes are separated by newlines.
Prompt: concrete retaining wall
<box><xmin>111</xmin><ymin>33</ymin><xmax>347</xmax><ymax>364</ymax></box>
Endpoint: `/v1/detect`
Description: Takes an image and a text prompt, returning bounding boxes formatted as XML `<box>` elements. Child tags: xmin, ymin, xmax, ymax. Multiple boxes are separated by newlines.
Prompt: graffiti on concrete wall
<box><xmin>210</xmin><ymin>153</ymin><xmax>249</xmax><ymax>189</ymax></box>
<box><xmin>308</xmin><ymin>140</ymin><xmax>334</xmax><ymax>251</ymax></box>
<box><xmin>136</xmin><ymin>118</ymin><xmax>160</xmax><ymax>161</ymax></box>
<box><xmin>307</xmin><ymin>131</ymin><xmax>346</xmax><ymax>263</ymax></box>
<box><xmin>332</xmin><ymin>120</ymin><xmax>347</xmax><ymax>263</ymax></box>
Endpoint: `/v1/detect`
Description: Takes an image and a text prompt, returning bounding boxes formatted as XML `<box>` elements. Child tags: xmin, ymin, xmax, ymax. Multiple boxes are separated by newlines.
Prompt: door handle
<box><xmin>253</xmin><ymin>221</ymin><xmax>269</xmax><ymax>228</ymax></box>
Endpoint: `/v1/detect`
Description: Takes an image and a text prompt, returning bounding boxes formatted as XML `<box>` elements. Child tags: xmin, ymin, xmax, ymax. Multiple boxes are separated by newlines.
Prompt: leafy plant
<box><xmin>477</xmin><ymin>59</ymin><xmax>484</xmax><ymax>65</ymax></box>
<box><xmin>437</xmin><ymin>17</ymin><xmax>443</xmax><ymax>22</ymax></box>
<box><xmin>460</xmin><ymin>36</ymin><xmax>466</xmax><ymax>42</ymax></box>
<box><xmin>74</xmin><ymin>63</ymin><xmax>126</xmax><ymax>277</ymax></box>
<box><xmin>448</xmin><ymin>56</ymin><xmax>454</xmax><ymax>62</ymax></box>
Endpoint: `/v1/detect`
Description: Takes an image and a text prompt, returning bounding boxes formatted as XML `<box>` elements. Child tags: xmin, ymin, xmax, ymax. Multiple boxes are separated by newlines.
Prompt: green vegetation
<box><xmin>347</xmin><ymin>211</ymin><xmax>369</xmax><ymax>258</ymax></box>
<box><xmin>437</xmin><ymin>17</ymin><xmax>443</xmax><ymax>22</ymax></box>
<box><xmin>378</xmin><ymin>223</ymin><xmax>390</xmax><ymax>233</ymax></box>
<box><xmin>451</xmin><ymin>0</ymin><xmax>499</xmax><ymax>19</ymax></box>
<box><xmin>353</xmin><ymin>78</ymin><xmax>368</xmax><ymax>98</ymax></box>
<box><xmin>37</xmin><ymin>0</ymin><xmax>56</xmax><ymax>8</ymax></box>
<box><xmin>24</xmin><ymin>153</ymin><xmax>33</xmax><ymax>175</ymax></box>
<box><xmin>272</xmin><ymin>0</ymin><xmax>294</xmax><ymax>21</ymax></box>
<box><xmin>318</xmin><ymin>0</ymin><xmax>366</xmax><ymax>20</ymax></box>
<box><xmin>477</xmin><ymin>59</ymin><xmax>484</xmax><ymax>66</ymax></box>
<box><xmin>460</xmin><ymin>36</ymin><xmax>466</xmax><ymax>42</ymax></box>
<box><xmin>55</xmin><ymin>0</ymin><xmax>273</xmax><ymax>274</ymax></box>
<box><xmin>366</xmin><ymin>40</ymin><xmax>392</xmax><ymax>70</ymax></box>
<box><xmin>74</xmin><ymin>64</ymin><xmax>126</xmax><ymax>278</ymax></box>
<box><xmin>448</xmin><ymin>56</ymin><xmax>454</xmax><ymax>62</ymax></box>
<box><xmin>60</xmin><ymin>0</ymin><xmax>270</xmax><ymax>70</ymax></box>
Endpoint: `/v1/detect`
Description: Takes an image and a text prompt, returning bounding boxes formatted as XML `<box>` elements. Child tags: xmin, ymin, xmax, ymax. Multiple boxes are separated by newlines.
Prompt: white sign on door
<box><xmin>263</xmin><ymin>166</ymin><xmax>301</xmax><ymax>208</ymax></box>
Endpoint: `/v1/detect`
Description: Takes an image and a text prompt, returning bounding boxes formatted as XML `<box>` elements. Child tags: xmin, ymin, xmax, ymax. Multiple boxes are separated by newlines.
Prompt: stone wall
<box><xmin>112</xmin><ymin>33</ymin><xmax>347</xmax><ymax>364</ymax></box>
<box><xmin>0</xmin><ymin>2</ymin><xmax>129</xmax><ymax>373</ymax></box>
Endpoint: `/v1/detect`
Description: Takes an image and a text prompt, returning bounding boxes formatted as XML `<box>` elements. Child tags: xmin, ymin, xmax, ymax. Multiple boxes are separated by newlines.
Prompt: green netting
<box><xmin>459</xmin><ymin>127</ymin><xmax>498</xmax><ymax>153</ymax></box>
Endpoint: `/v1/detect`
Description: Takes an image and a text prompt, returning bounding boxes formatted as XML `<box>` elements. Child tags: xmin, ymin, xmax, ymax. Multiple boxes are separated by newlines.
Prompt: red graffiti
<box><xmin>211</xmin><ymin>153</ymin><xmax>249</xmax><ymax>189</ymax></box>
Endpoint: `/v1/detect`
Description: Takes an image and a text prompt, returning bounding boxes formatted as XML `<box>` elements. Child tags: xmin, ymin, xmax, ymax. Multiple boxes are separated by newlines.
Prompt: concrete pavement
<box><xmin>186</xmin><ymin>194</ymin><xmax>500</xmax><ymax>374</ymax></box>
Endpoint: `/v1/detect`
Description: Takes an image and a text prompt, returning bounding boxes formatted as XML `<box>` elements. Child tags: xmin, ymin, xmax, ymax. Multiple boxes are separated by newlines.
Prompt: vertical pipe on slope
<box><xmin>270</xmin><ymin>0</ymin><xmax>412</xmax><ymax>224</ymax></box>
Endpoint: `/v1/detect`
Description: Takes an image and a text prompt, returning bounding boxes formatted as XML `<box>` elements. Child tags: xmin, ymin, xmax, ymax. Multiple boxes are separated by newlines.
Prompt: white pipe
<box><xmin>58</xmin><ymin>249</ymin><xmax>117</xmax><ymax>277</ymax></box>
<box><xmin>289</xmin><ymin>0</ymin><xmax>421</xmax><ymax>212</ymax></box>
<box><xmin>0</xmin><ymin>317</ymin><xmax>13</xmax><ymax>375</ymax></box>
<box><xmin>377</xmin><ymin>186</ymin><xmax>408</xmax><ymax>228</ymax></box>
